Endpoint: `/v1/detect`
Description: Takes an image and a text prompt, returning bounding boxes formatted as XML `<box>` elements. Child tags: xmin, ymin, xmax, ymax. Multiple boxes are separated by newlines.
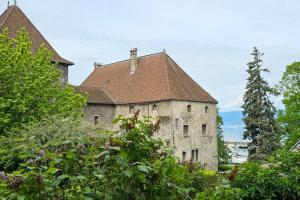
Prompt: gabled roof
<box><xmin>76</xmin><ymin>86</ymin><xmax>115</xmax><ymax>105</ymax></box>
<box><xmin>0</xmin><ymin>5</ymin><xmax>73</xmax><ymax>65</ymax></box>
<box><xmin>81</xmin><ymin>52</ymin><xmax>217</xmax><ymax>104</ymax></box>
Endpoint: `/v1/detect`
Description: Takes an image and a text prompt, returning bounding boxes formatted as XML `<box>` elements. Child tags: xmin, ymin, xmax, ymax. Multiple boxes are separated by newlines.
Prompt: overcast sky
<box><xmin>1</xmin><ymin>0</ymin><xmax>299</xmax><ymax>111</ymax></box>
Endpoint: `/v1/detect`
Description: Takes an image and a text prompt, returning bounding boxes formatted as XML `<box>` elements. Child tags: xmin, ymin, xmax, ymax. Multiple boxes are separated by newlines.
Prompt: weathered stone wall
<box><xmin>58</xmin><ymin>63</ymin><xmax>68</xmax><ymax>85</ymax></box>
<box><xmin>83</xmin><ymin>104</ymin><xmax>115</xmax><ymax>130</ymax></box>
<box><xmin>83</xmin><ymin>100</ymin><xmax>218</xmax><ymax>170</ymax></box>
<box><xmin>170</xmin><ymin>101</ymin><xmax>218</xmax><ymax>170</ymax></box>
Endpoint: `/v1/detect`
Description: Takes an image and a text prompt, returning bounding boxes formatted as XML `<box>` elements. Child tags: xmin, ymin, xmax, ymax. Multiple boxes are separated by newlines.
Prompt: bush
<box><xmin>231</xmin><ymin>151</ymin><xmax>300</xmax><ymax>200</ymax></box>
<box><xmin>0</xmin><ymin>114</ymin><xmax>220</xmax><ymax>199</ymax></box>
<box><xmin>197</xmin><ymin>150</ymin><xmax>300</xmax><ymax>200</ymax></box>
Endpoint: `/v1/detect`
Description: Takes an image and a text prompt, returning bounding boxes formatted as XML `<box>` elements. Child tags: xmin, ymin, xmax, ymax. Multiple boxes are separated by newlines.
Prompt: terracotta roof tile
<box><xmin>0</xmin><ymin>6</ymin><xmax>73</xmax><ymax>65</ymax></box>
<box><xmin>81</xmin><ymin>52</ymin><xmax>217</xmax><ymax>104</ymax></box>
<box><xmin>75</xmin><ymin>86</ymin><xmax>115</xmax><ymax>105</ymax></box>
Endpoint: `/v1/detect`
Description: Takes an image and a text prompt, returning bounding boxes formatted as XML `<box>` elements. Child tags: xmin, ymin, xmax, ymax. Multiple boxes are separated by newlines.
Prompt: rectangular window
<box><xmin>93</xmin><ymin>115</ymin><xmax>99</xmax><ymax>125</ymax></box>
<box><xmin>191</xmin><ymin>150</ymin><xmax>195</xmax><ymax>161</ymax></box>
<box><xmin>129</xmin><ymin>106</ymin><xmax>134</xmax><ymax>114</ymax></box>
<box><xmin>183</xmin><ymin>125</ymin><xmax>189</xmax><ymax>136</ymax></box>
<box><xmin>175</xmin><ymin>118</ymin><xmax>179</xmax><ymax>129</ymax></box>
<box><xmin>152</xmin><ymin>105</ymin><xmax>158</xmax><ymax>115</ymax></box>
<box><xmin>187</xmin><ymin>105</ymin><xmax>191</xmax><ymax>112</ymax></box>
<box><xmin>202</xmin><ymin>124</ymin><xmax>207</xmax><ymax>135</ymax></box>
<box><xmin>182</xmin><ymin>151</ymin><xmax>186</xmax><ymax>162</ymax></box>
<box><xmin>191</xmin><ymin>149</ymin><xmax>199</xmax><ymax>162</ymax></box>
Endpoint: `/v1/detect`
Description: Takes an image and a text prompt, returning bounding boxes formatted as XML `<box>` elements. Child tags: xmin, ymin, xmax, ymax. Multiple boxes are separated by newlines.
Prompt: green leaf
<box><xmin>94</xmin><ymin>174</ymin><xmax>105</xmax><ymax>179</ymax></box>
<box><xmin>108</xmin><ymin>146</ymin><xmax>120</xmax><ymax>151</ymax></box>
<box><xmin>47</xmin><ymin>167</ymin><xmax>59</xmax><ymax>174</ymax></box>
<box><xmin>123</xmin><ymin>170</ymin><xmax>133</xmax><ymax>178</ymax></box>
<box><xmin>96</xmin><ymin>150</ymin><xmax>109</xmax><ymax>158</ymax></box>
<box><xmin>77</xmin><ymin>175</ymin><xmax>86</xmax><ymax>180</ymax></box>
<box><xmin>137</xmin><ymin>165</ymin><xmax>150</xmax><ymax>173</ymax></box>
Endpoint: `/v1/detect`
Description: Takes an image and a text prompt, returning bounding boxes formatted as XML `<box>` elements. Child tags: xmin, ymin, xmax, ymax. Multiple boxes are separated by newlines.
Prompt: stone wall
<box><xmin>58</xmin><ymin>63</ymin><xmax>68</xmax><ymax>85</ymax></box>
<box><xmin>83</xmin><ymin>100</ymin><xmax>218</xmax><ymax>170</ymax></box>
<box><xmin>83</xmin><ymin>104</ymin><xmax>115</xmax><ymax>130</ymax></box>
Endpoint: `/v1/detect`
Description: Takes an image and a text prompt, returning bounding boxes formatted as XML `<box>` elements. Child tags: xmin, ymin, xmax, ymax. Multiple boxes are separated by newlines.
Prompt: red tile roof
<box><xmin>76</xmin><ymin>86</ymin><xmax>115</xmax><ymax>105</ymax></box>
<box><xmin>0</xmin><ymin>5</ymin><xmax>73</xmax><ymax>65</ymax></box>
<box><xmin>81</xmin><ymin>52</ymin><xmax>217</xmax><ymax>104</ymax></box>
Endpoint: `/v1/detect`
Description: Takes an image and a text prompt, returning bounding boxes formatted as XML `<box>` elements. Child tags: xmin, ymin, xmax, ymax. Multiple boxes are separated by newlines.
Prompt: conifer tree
<box><xmin>242</xmin><ymin>47</ymin><xmax>278</xmax><ymax>161</ymax></box>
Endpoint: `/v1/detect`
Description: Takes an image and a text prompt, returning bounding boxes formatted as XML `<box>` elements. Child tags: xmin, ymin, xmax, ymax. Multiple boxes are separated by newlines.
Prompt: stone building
<box><xmin>0</xmin><ymin>4</ymin><xmax>72</xmax><ymax>85</ymax></box>
<box><xmin>78</xmin><ymin>49</ymin><xmax>219</xmax><ymax>170</ymax></box>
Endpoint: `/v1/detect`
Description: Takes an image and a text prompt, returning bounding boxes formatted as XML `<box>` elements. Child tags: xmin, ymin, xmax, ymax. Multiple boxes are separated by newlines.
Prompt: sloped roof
<box><xmin>76</xmin><ymin>86</ymin><xmax>115</xmax><ymax>105</ymax></box>
<box><xmin>0</xmin><ymin>5</ymin><xmax>73</xmax><ymax>65</ymax></box>
<box><xmin>81</xmin><ymin>52</ymin><xmax>217</xmax><ymax>104</ymax></box>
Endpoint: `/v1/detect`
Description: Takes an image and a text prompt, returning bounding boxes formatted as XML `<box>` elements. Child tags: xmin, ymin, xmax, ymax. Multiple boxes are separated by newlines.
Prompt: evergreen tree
<box><xmin>242</xmin><ymin>47</ymin><xmax>278</xmax><ymax>161</ymax></box>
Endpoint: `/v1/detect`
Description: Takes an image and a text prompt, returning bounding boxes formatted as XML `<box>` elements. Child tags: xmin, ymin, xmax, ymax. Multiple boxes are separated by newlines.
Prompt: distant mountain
<box><xmin>220</xmin><ymin>111</ymin><xmax>244</xmax><ymax>142</ymax></box>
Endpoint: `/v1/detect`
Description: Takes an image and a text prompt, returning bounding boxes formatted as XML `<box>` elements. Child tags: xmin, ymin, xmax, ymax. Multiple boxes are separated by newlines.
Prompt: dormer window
<box><xmin>187</xmin><ymin>105</ymin><xmax>191</xmax><ymax>113</ymax></box>
<box><xmin>205</xmin><ymin>106</ymin><xmax>209</xmax><ymax>113</ymax></box>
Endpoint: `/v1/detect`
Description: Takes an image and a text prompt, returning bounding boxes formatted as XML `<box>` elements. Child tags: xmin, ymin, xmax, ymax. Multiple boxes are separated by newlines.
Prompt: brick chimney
<box><xmin>130</xmin><ymin>48</ymin><xmax>138</xmax><ymax>73</ymax></box>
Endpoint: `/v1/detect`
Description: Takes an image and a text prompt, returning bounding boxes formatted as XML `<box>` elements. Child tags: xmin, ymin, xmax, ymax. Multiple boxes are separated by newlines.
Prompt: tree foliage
<box><xmin>242</xmin><ymin>47</ymin><xmax>278</xmax><ymax>161</ymax></box>
<box><xmin>198</xmin><ymin>150</ymin><xmax>300</xmax><ymax>200</ymax></box>
<box><xmin>277</xmin><ymin>62</ymin><xmax>300</xmax><ymax>149</ymax></box>
<box><xmin>217</xmin><ymin>110</ymin><xmax>231</xmax><ymax>164</ymax></box>
<box><xmin>0</xmin><ymin>29</ymin><xmax>86</xmax><ymax>135</ymax></box>
<box><xmin>0</xmin><ymin>115</ymin><xmax>219</xmax><ymax>199</ymax></box>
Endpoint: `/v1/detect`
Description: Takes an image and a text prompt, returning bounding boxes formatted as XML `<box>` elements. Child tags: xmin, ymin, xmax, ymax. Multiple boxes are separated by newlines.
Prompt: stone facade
<box><xmin>58</xmin><ymin>63</ymin><xmax>69</xmax><ymax>85</ymax></box>
<box><xmin>84</xmin><ymin>100</ymin><xmax>218</xmax><ymax>170</ymax></box>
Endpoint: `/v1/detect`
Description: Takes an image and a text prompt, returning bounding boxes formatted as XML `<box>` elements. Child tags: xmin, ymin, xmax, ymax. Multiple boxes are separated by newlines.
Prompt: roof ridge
<box><xmin>163</xmin><ymin>53</ymin><xmax>172</xmax><ymax>99</ymax></box>
<box><xmin>0</xmin><ymin>6</ymin><xmax>14</xmax><ymax>29</ymax></box>
<box><xmin>97</xmin><ymin>52</ymin><xmax>164</xmax><ymax>68</ymax></box>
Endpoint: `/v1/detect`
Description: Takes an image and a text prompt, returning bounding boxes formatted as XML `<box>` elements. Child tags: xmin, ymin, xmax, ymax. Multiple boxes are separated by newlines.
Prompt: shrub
<box><xmin>197</xmin><ymin>150</ymin><xmax>300</xmax><ymax>200</ymax></box>
<box><xmin>0</xmin><ymin>114</ymin><xmax>220</xmax><ymax>199</ymax></box>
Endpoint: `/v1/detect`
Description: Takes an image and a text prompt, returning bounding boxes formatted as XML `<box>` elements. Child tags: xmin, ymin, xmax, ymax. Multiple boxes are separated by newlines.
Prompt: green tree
<box><xmin>278</xmin><ymin>62</ymin><xmax>300</xmax><ymax>149</ymax></box>
<box><xmin>242</xmin><ymin>47</ymin><xmax>278</xmax><ymax>161</ymax></box>
<box><xmin>0</xmin><ymin>29</ymin><xmax>86</xmax><ymax>135</ymax></box>
<box><xmin>216</xmin><ymin>110</ymin><xmax>231</xmax><ymax>164</ymax></box>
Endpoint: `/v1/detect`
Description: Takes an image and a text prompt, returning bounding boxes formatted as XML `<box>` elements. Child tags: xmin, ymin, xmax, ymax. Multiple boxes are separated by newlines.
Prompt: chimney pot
<box><xmin>130</xmin><ymin>48</ymin><xmax>138</xmax><ymax>73</ymax></box>
<box><xmin>94</xmin><ymin>62</ymin><xmax>102</xmax><ymax>68</ymax></box>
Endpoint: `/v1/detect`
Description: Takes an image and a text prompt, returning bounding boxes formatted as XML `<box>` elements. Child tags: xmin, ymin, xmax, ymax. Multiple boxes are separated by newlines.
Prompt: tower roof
<box><xmin>0</xmin><ymin>5</ymin><xmax>73</xmax><ymax>65</ymax></box>
<box><xmin>81</xmin><ymin>52</ymin><xmax>217</xmax><ymax>104</ymax></box>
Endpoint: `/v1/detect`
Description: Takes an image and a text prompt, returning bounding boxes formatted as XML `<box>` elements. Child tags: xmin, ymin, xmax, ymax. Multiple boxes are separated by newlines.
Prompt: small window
<box><xmin>202</xmin><ymin>124</ymin><xmax>207</xmax><ymax>135</ymax></box>
<box><xmin>175</xmin><ymin>118</ymin><xmax>179</xmax><ymax>129</ymax></box>
<box><xmin>129</xmin><ymin>106</ymin><xmax>134</xmax><ymax>114</ymax></box>
<box><xmin>205</xmin><ymin>106</ymin><xmax>209</xmax><ymax>113</ymax></box>
<box><xmin>93</xmin><ymin>115</ymin><xmax>99</xmax><ymax>125</ymax></box>
<box><xmin>166</xmin><ymin>141</ymin><xmax>170</xmax><ymax>146</ymax></box>
<box><xmin>182</xmin><ymin>151</ymin><xmax>186</xmax><ymax>162</ymax></box>
<box><xmin>191</xmin><ymin>150</ymin><xmax>194</xmax><ymax>161</ymax></box>
<box><xmin>187</xmin><ymin>105</ymin><xmax>191</xmax><ymax>112</ymax></box>
<box><xmin>152</xmin><ymin>105</ymin><xmax>158</xmax><ymax>115</ymax></box>
<box><xmin>183</xmin><ymin>125</ymin><xmax>189</xmax><ymax>136</ymax></box>
<box><xmin>191</xmin><ymin>149</ymin><xmax>199</xmax><ymax>162</ymax></box>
